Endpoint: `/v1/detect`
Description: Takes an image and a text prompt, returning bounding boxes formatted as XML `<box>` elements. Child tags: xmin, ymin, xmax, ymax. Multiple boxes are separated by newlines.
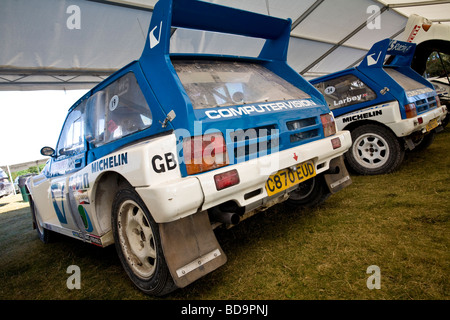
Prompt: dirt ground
<box><xmin>0</xmin><ymin>193</ymin><xmax>30</xmax><ymax>214</ymax></box>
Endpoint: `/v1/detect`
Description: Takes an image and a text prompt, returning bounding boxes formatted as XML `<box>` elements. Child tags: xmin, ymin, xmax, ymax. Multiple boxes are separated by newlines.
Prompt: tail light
<box><xmin>214</xmin><ymin>169</ymin><xmax>240</xmax><ymax>190</ymax></box>
<box><xmin>405</xmin><ymin>103</ymin><xmax>417</xmax><ymax>118</ymax></box>
<box><xmin>183</xmin><ymin>132</ymin><xmax>229</xmax><ymax>175</ymax></box>
<box><xmin>436</xmin><ymin>96</ymin><xmax>441</xmax><ymax>107</ymax></box>
<box><xmin>320</xmin><ymin>113</ymin><xmax>336</xmax><ymax>137</ymax></box>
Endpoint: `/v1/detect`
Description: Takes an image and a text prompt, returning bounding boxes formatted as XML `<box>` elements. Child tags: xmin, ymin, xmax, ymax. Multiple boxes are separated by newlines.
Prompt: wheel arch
<box><xmin>342</xmin><ymin>119</ymin><xmax>395</xmax><ymax>136</ymax></box>
<box><xmin>91</xmin><ymin>171</ymin><xmax>132</xmax><ymax>238</ymax></box>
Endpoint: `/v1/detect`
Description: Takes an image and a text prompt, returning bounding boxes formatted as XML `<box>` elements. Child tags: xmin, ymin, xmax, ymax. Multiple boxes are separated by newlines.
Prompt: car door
<box><xmin>47</xmin><ymin>100</ymin><xmax>89</xmax><ymax>234</ymax></box>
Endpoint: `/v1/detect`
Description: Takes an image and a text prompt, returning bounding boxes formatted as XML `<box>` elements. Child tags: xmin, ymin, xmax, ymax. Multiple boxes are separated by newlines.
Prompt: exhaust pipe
<box><xmin>210</xmin><ymin>208</ymin><xmax>240</xmax><ymax>225</ymax></box>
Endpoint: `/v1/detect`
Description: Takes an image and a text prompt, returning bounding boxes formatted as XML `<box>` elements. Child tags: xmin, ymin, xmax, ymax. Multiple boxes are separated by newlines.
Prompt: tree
<box><xmin>425</xmin><ymin>51</ymin><xmax>450</xmax><ymax>78</ymax></box>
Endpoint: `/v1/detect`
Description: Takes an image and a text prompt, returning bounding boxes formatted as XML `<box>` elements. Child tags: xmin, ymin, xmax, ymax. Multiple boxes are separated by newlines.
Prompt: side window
<box><xmin>313</xmin><ymin>74</ymin><xmax>377</xmax><ymax>110</ymax></box>
<box><xmin>86</xmin><ymin>72</ymin><xmax>152</xmax><ymax>147</ymax></box>
<box><xmin>56</xmin><ymin>102</ymin><xmax>86</xmax><ymax>158</ymax></box>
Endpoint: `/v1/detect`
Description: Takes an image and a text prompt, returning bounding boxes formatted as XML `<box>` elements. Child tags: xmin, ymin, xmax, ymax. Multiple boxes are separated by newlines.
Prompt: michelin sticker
<box><xmin>91</xmin><ymin>152</ymin><xmax>128</xmax><ymax>174</ymax></box>
<box><xmin>342</xmin><ymin>110</ymin><xmax>383</xmax><ymax>123</ymax></box>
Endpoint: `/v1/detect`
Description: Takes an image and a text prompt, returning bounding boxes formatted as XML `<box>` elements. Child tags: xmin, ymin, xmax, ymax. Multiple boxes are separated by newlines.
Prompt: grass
<box><xmin>0</xmin><ymin>128</ymin><xmax>449</xmax><ymax>301</ymax></box>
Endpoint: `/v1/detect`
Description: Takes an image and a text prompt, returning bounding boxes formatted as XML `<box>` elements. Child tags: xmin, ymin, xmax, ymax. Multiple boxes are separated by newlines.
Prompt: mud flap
<box><xmin>159</xmin><ymin>211</ymin><xmax>227</xmax><ymax>288</ymax></box>
<box><xmin>323</xmin><ymin>156</ymin><xmax>352</xmax><ymax>194</ymax></box>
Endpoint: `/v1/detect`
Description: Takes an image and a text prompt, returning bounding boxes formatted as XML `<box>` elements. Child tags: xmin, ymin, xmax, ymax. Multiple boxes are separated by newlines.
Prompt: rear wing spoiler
<box><xmin>359</xmin><ymin>38</ymin><xmax>417</xmax><ymax>69</ymax></box>
<box><xmin>141</xmin><ymin>0</ymin><xmax>292</xmax><ymax>61</ymax></box>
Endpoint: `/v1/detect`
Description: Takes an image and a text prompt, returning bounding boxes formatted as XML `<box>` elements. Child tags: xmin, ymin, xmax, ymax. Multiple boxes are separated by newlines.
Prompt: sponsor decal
<box><xmin>342</xmin><ymin>110</ymin><xmax>383</xmax><ymax>123</ymax></box>
<box><xmin>204</xmin><ymin>99</ymin><xmax>317</xmax><ymax>119</ymax></box>
<box><xmin>406</xmin><ymin>87</ymin><xmax>433</xmax><ymax>97</ymax></box>
<box><xmin>407</xmin><ymin>25</ymin><xmax>421</xmax><ymax>43</ymax></box>
<box><xmin>149</xmin><ymin>21</ymin><xmax>162</xmax><ymax>49</ymax></box>
<box><xmin>78</xmin><ymin>205</ymin><xmax>93</xmax><ymax>232</ymax></box>
<box><xmin>367</xmin><ymin>51</ymin><xmax>382</xmax><ymax>66</ymax></box>
<box><xmin>51</xmin><ymin>182</ymin><xmax>67</xmax><ymax>224</ymax></box>
<box><xmin>72</xmin><ymin>232</ymin><xmax>101</xmax><ymax>246</ymax></box>
<box><xmin>387</xmin><ymin>40</ymin><xmax>414</xmax><ymax>55</ymax></box>
<box><xmin>69</xmin><ymin>173</ymin><xmax>89</xmax><ymax>191</ymax></box>
<box><xmin>91</xmin><ymin>152</ymin><xmax>128</xmax><ymax>173</ymax></box>
<box><xmin>334</xmin><ymin>94</ymin><xmax>367</xmax><ymax>107</ymax></box>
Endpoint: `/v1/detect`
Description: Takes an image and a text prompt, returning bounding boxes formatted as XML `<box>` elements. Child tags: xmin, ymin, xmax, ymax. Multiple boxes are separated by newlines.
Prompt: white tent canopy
<box><xmin>0</xmin><ymin>0</ymin><xmax>449</xmax><ymax>90</ymax></box>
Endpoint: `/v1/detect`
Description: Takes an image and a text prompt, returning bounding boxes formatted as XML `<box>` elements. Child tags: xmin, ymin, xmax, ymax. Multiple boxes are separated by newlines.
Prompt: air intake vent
<box><xmin>286</xmin><ymin>117</ymin><xmax>320</xmax><ymax>144</ymax></box>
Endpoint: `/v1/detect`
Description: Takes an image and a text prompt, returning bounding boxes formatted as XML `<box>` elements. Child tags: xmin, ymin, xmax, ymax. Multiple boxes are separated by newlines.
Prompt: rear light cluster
<box><xmin>320</xmin><ymin>113</ymin><xmax>337</xmax><ymax>137</ymax></box>
<box><xmin>405</xmin><ymin>103</ymin><xmax>417</xmax><ymax>119</ymax></box>
<box><xmin>183</xmin><ymin>132</ymin><xmax>240</xmax><ymax>190</ymax></box>
<box><xmin>320</xmin><ymin>113</ymin><xmax>341</xmax><ymax>150</ymax></box>
<box><xmin>183</xmin><ymin>132</ymin><xmax>229</xmax><ymax>175</ymax></box>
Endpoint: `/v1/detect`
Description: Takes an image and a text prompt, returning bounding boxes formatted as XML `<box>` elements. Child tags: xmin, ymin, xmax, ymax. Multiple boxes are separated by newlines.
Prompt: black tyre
<box><xmin>346</xmin><ymin>124</ymin><xmax>404</xmax><ymax>175</ymax></box>
<box><xmin>287</xmin><ymin>175</ymin><xmax>330</xmax><ymax>208</ymax></box>
<box><xmin>29</xmin><ymin>197</ymin><xmax>52</xmax><ymax>244</ymax></box>
<box><xmin>410</xmin><ymin>131</ymin><xmax>435</xmax><ymax>152</ymax></box>
<box><xmin>111</xmin><ymin>187</ymin><xmax>176</xmax><ymax>296</ymax></box>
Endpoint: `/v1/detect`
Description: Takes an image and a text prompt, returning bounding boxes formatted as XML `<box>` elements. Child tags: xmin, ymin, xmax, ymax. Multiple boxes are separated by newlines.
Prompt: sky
<box><xmin>0</xmin><ymin>89</ymin><xmax>88</xmax><ymax>166</ymax></box>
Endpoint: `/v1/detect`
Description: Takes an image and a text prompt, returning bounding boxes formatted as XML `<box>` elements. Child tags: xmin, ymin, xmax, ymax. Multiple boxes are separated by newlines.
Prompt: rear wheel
<box><xmin>111</xmin><ymin>187</ymin><xmax>176</xmax><ymax>296</ymax></box>
<box><xmin>287</xmin><ymin>175</ymin><xmax>330</xmax><ymax>208</ymax></box>
<box><xmin>346</xmin><ymin>124</ymin><xmax>404</xmax><ymax>175</ymax></box>
<box><xmin>410</xmin><ymin>131</ymin><xmax>435</xmax><ymax>152</ymax></box>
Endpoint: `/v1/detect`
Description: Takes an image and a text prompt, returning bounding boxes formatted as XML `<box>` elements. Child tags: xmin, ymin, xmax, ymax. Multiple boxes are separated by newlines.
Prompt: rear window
<box><xmin>384</xmin><ymin>68</ymin><xmax>433</xmax><ymax>97</ymax></box>
<box><xmin>313</xmin><ymin>74</ymin><xmax>376</xmax><ymax>110</ymax></box>
<box><xmin>172</xmin><ymin>60</ymin><xmax>310</xmax><ymax>109</ymax></box>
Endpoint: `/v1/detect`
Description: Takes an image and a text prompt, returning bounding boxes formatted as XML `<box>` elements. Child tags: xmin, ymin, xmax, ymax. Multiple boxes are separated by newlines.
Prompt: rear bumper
<box><xmin>388</xmin><ymin>105</ymin><xmax>447</xmax><ymax>137</ymax></box>
<box><xmin>137</xmin><ymin>130</ymin><xmax>352</xmax><ymax>223</ymax></box>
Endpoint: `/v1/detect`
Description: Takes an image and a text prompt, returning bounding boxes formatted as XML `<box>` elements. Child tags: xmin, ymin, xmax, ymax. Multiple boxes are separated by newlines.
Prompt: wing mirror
<box><xmin>40</xmin><ymin>146</ymin><xmax>55</xmax><ymax>157</ymax></box>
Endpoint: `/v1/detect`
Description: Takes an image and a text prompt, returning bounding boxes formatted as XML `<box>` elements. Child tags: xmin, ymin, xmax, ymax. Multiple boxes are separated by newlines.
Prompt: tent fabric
<box><xmin>0</xmin><ymin>0</ymin><xmax>448</xmax><ymax>90</ymax></box>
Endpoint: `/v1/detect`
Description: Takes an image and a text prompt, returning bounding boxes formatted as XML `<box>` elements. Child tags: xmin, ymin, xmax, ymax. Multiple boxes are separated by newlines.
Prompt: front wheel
<box><xmin>111</xmin><ymin>187</ymin><xmax>176</xmax><ymax>296</ymax></box>
<box><xmin>30</xmin><ymin>197</ymin><xmax>52</xmax><ymax>243</ymax></box>
<box><xmin>346</xmin><ymin>124</ymin><xmax>404</xmax><ymax>175</ymax></box>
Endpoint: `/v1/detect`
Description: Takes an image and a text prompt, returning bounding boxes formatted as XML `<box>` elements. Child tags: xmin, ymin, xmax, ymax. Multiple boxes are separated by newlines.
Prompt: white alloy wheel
<box><xmin>352</xmin><ymin>132</ymin><xmax>389</xmax><ymax>169</ymax></box>
<box><xmin>117</xmin><ymin>200</ymin><xmax>157</xmax><ymax>279</ymax></box>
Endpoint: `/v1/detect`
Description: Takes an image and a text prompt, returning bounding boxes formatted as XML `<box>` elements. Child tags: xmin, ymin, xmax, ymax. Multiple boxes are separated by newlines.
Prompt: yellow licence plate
<box><xmin>265</xmin><ymin>160</ymin><xmax>316</xmax><ymax>197</ymax></box>
<box><xmin>426</xmin><ymin>118</ymin><xmax>439</xmax><ymax>132</ymax></box>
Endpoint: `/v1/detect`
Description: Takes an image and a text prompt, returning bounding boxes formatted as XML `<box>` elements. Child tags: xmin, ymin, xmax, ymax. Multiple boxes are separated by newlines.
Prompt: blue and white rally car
<box><xmin>27</xmin><ymin>0</ymin><xmax>352</xmax><ymax>295</ymax></box>
<box><xmin>311</xmin><ymin>38</ymin><xmax>447</xmax><ymax>175</ymax></box>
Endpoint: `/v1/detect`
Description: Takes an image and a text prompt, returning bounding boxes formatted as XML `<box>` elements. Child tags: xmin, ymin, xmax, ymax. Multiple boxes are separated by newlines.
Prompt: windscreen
<box><xmin>384</xmin><ymin>68</ymin><xmax>433</xmax><ymax>97</ymax></box>
<box><xmin>172</xmin><ymin>60</ymin><xmax>310</xmax><ymax>109</ymax></box>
